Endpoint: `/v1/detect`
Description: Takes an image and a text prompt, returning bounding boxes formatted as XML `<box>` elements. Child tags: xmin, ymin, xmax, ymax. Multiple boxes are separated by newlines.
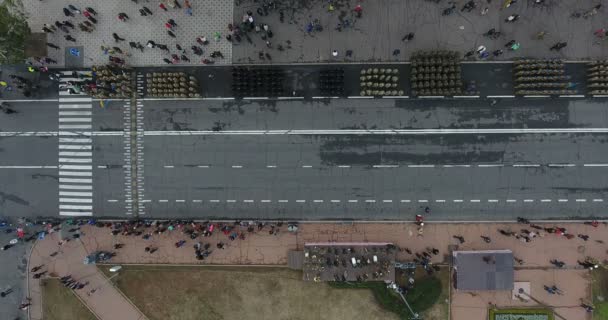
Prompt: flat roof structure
<box><xmin>453</xmin><ymin>250</ymin><xmax>514</xmax><ymax>291</ymax></box>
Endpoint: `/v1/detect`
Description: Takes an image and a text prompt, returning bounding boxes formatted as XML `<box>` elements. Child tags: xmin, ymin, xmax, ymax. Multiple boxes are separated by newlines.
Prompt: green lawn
<box><xmin>42</xmin><ymin>279</ymin><xmax>97</xmax><ymax>320</ymax></box>
<box><xmin>591</xmin><ymin>268</ymin><xmax>608</xmax><ymax>320</ymax></box>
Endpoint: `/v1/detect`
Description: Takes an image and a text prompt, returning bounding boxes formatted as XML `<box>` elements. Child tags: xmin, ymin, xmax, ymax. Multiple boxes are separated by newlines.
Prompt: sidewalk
<box><xmin>28</xmin><ymin>221</ymin><xmax>606</xmax><ymax>320</ymax></box>
<box><xmin>28</xmin><ymin>230</ymin><xmax>148</xmax><ymax>320</ymax></box>
<box><xmin>22</xmin><ymin>0</ymin><xmax>608</xmax><ymax>68</ymax></box>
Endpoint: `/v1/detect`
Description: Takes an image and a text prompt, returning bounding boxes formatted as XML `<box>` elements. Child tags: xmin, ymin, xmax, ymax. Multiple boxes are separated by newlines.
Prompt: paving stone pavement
<box><xmin>26</xmin><ymin>222</ymin><xmax>606</xmax><ymax>320</ymax></box>
<box><xmin>23</xmin><ymin>0</ymin><xmax>233</xmax><ymax>67</ymax></box>
<box><xmin>232</xmin><ymin>0</ymin><xmax>608</xmax><ymax>63</ymax></box>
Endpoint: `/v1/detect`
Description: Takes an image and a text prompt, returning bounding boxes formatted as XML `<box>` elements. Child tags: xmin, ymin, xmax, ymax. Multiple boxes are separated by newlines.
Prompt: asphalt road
<box><xmin>2</xmin><ymin>96</ymin><xmax>608</xmax><ymax>220</ymax></box>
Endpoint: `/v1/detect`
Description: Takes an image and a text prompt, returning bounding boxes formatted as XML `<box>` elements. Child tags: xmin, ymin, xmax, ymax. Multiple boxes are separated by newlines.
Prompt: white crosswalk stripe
<box><xmin>58</xmin><ymin>70</ymin><xmax>94</xmax><ymax>217</ymax></box>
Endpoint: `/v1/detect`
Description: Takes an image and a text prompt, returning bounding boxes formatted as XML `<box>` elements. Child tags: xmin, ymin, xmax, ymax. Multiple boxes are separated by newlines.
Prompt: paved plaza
<box><xmin>23</xmin><ymin>221</ymin><xmax>608</xmax><ymax>320</ymax></box>
<box><xmin>21</xmin><ymin>0</ymin><xmax>608</xmax><ymax>67</ymax></box>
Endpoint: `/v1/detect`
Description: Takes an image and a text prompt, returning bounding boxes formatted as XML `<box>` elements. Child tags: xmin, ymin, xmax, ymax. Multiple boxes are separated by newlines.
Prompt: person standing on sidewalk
<box><xmin>113</xmin><ymin>33</ymin><xmax>125</xmax><ymax>42</ymax></box>
<box><xmin>118</xmin><ymin>13</ymin><xmax>130</xmax><ymax>22</ymax></box>
<box><xmin>159</xmin><ymin>2</ymin><xmax>168</xmax><ymax>11</ymax></box>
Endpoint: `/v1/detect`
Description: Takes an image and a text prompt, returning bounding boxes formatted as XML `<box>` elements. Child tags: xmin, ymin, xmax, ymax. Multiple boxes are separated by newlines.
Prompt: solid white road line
<box><xmin>59</xmin><ymin>171</ymin><xmax>92</xmax><ymax>177</ymax></box>
<box><xmin>59</xmin><ymin>158</ymin><xmax>92</xmax><ymax>163</ymax></box>
<box><xmin>59</xmin><ymin>211</ymin><xmax>92</xmax><ymax>216</ymax></box>
<box><xmin>59</xmin><ymin>204</ymin><xmax>92</xmax><ymax>210</ymax></box>
<box><xmin>58</xmin><ymin>145</ymin><xmax>92</xmax><ymax>150</ymax></box>
<box><xmin>58</xmin><ymin>165</ymin><xmax>92</xmax><ymax>170</ymax></box>
<box><xmin>0</xmin><ymin>166</ymin><xmax>57</xmax><ymax>169</ymax></box>
<box><xmin>59</xmin><ymin>198</ymin><xmax>93</xmax><ymax>203</ymax></box>
<box><xmin>59</xmin><ymin>185</ymin><xmax>93</xmax><ymax>190</ymax></box>
<box><xmin>58</xmin><ymin>178</ymin><xmax>92</xmax><ymax>183</ymax></box>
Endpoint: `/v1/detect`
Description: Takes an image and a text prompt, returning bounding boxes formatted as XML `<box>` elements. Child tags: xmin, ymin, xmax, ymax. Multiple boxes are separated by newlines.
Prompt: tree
<box><xmin>0</xmin><ymin>0</ymin><xmax>30</xmax><ymax>64</ymax></box>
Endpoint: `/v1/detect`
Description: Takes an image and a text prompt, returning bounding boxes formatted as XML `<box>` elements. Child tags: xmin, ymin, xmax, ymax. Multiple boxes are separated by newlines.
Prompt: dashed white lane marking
<box><xmin>506</xmin><ymin>199</ymin><xmax>517</xmax><ymax>203</ymax></box>
<box><xmin>583</xmin><ymin>163</ymin><xmax>608</xmax><ymax>167</ymax></box>
<box><xmin>267</xmin><ymin>165</ymin><xmax>277</xmax><ymax>168</ymax></box>
<box><xmin>349</xmin><ymin>200</ymin><xmax>359</xmax><ymax>203</ymax></box>
<box><xmin>366</xmin><ymin>200</ymin><xmax>376</xmax><ymax>203</ymax></box>
<box><xmin>314</xmin><ymin>200</ymin><xmax>324</xmax><ymax>203</ymax></box>
<box><xmin>226</xmin><ymin>200</ymin><xmax>236</xmax><ymax>203</ymax></box>
<box><xmin>176</xmin><ymin>200</ymin><xmax>185</xmax><ymax>203</ymax></box>
<box><xmin>244</xmin><ymin>200</ymin><xmax>254</xmax><ymax>203</ymax></box>
<box><xmin>524</xmin><ymin>199</ymin><xmax>534</xmax><ymax>202</ymax></box>
<box><xmin>338</xmin><ymin>165</ymin><xmax>351</xmax><ymax>168</ymax></box>
<box><xmin>159</xmin><ymin>200</ymin><xmax>168</xmax><ymax>203</ymax></box>
<box><xmin>548</xmin><ymin>163</ymin><xmax>576</xmax><ymax>167</ymax></box>
<box><xmin>383</xmin><ymin>200</ymin><xmax>393</xmax><ymax>203</ymax></box>
<box><xmin>408</xmin><ymin>165</ymin><xmax>435</xmax><ymax>168</ymax></box>
<box><xmin>487</xmin><ymin>95</ymin><xmax>516</xmax><ymax>98</ymax></box>
<box><xmin>435</xmin><ymin>199</ymin><xmax>445</xmax><ymax>203</ymax></box>
<box><xmin>453</xmin><ymin>200</ymin><xmax>463</xmax><ymax>203</ymax></box>
<box><xmin>209</xmin><ymin>200</ymin><xmax>220</xmax><ymax>203</ymax></box>
<box><xmin>192</xmin><ymin>200</ymin><xmax>202</xmax><ymax>203</ymax></box>
<box><xmin>558</xmin><ymin>199</ymin><xmax>568</xmax><ymax>202</ymax></box>
<box><xmin>97</xmin><ymin>165</ymin><xmax>107</xmax><ymax>169</ymax></box>
<box><xmin>541</xmin><ymin>199</ymin><xmax>552</xmax><ymax>202</ymax></box>
<box><xmin>232</xmin><ymin>165</ymin><xmax>243</xmax><ymax>168</ymax></box>
<box><xmin>331</xmin><ymin>200</ymin><xmax>341</xmax><ymax>203</ymax></box>
<box><xmin>593</xmin><ymin>199</ymin><xmax>604</xmax><ymax>202</ymax></box>
<box><xmin>163</xmin><ymin>165</ymin><xmax>174</xmax><ymax>168</ymax></box>
<box><xmin>296</xmin><ymin>200</ymin><xmax>306</xmax><ymax>203</ymax></box>
<box><xmin>261</xmin><ymin>200</ymin><xmax>271</xmax><ymax>203</ymax></box>
<box><xmin>278</xmin><ymin>200</ymin><xmax>288</xmax><ymax>203</ymax></box>
<box><xmin>576</xmin><ymin>199</ymin><xmax>587</xmax><ymax>202</ymax></box>
<box><xmin>197</xmin><ymin>165</ymin><xmax>209</xmax><ymax>168</ymax></box>
<box><xmin>470</xmin><ymin>199</ymin><xmax>481</xmax><ymax>203</ymax></box>
<box><xmin>400</xmin><ymin>200</ymin><xmax>411</xmax><ymax>203</ymax></box>
<box><xmin>513</xmin><ymin>164</ymin><xmax>540</xmax><ymax>167</ymax></box>
<box><xmin>302</xmin><ymin>165</ymin><xmax>312</xmax><ymax>168</ymax></box>
<box><xmin>418</xmin><ymin>200</ymin><xmax>428</xmax><ymax>203</ymax></box>
<box><xmin>477</xmin><ymin>164</ymin><xmax>504</xmax><ymax>168</ymax></box>
<box><xmin>488</xmin><ymin>199</ymin><xmax>499</xmax><ymax>203</ymax></box>
<box><xmin>373</xmin><ymin>165</ymin><xmax>399</xmax><ymax>168</ymax></box>
<box><xmin>107</xmin><ymin>199</ymin><xmax>118</xmax><ymax>203</ymax></box>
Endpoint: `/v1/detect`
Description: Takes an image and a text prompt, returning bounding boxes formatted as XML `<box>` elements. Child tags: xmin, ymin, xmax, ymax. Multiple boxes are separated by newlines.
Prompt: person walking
<box><xmin>47</xmin><ymin>43</ymin><xmax>60</xmax><ymax>50</ymax></box>
<box><xmin>402</xmin><ymin>32</ymin><xmax>415</xmax><ymax>42</ymax></box>
<box><xmin>167</xmin><ymin>30</ymin><xmax>176</xmax><ymax>38</ymax></box>
<box><xmin>84</xmin><ymin>7</ymin><xmax>97</xmax><ymax>15</ymax></box>
<box><xmin>112</xmin><ymin>33</ymin><xmax>125</xmax><ymax>42</ymax></box>
<box><xmin>143</xmin><ymin>6</ymin><xmax>153</xmax><ymax>15</ymax></box>
<box><xmin>118</xmin><ymin>13</ymin><xmax>130</xmax><ymax>22</ymax></box>
<box><xmin>42</xmin><ymin>26</ymin><xmax>54</xmax><ymax>33</ymax></box>
<box><xmin>168</xmin><ymin>19</ymin><xmax>177</xmax><ymax>27</ymax></box>
<box><xmin>65</xmin><ymin>35</ymin><xmax>76</xmax><ymax>42</ymax></box>
<box><xmin>63</xmin><ymin>8</ymin><xmax>74</xmax><ymax>17</ymax></box>
<box><xmin>68</xmin><ymin>5</ymin><xmax>81</xmax><ymax>14</ymax></box>
<box><xmin>159</xmin><ymin>2</ymin><xmax>168</xmax><ymax>11</ymax></box>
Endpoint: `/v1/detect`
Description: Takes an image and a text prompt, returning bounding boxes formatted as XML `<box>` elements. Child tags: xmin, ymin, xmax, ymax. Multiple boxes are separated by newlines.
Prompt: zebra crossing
<box><xmin>58</xmin><ymin>71</ymin><xmax>94</xmax><ymax>216</ymax></box>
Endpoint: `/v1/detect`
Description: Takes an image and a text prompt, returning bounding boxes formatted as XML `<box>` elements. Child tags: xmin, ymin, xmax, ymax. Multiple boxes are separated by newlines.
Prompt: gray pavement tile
<box><xmin>24</xmin><ymin>0</ymin><xmax>233</xmax><ymax>67</ymax></box>
<box><xmin>232</xmin><ymin>0</ymin><xmax>608</xmax><ymax>64</ymax></box>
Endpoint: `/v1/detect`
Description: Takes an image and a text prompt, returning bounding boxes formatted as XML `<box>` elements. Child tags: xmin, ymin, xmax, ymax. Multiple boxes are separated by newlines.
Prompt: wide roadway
<box><xmin>1</xmin><ymin>98</ymin><xmax>608</xmax><ymax>220</ymax></box>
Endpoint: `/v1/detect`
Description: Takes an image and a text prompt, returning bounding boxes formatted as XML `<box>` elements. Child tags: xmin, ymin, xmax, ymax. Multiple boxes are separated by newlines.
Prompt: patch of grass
<box><xmin>406</xmin><ymin>276</ymin><xmax>442</xmax><ymax>312</ymax></box>
<box><xmin>328</xmin><ymin>281</ymin><xmax>411</xmax><ymax>319</ymax></box>
<box><xmin>591</xmin><ymin>268</ymin><xmax>608</xmax><ymax>320</ymax></box>
<box><xmin>101</xmin><ymin>265</ymin><xmax>399</xmax><ymax>320</ymax></box>
<box><xmin>418</xmin><ymin>267</ymin><xmax>449</xmax><ymax>320</ymax></box>
<box><xmin>488</xmin><ymin>308</ymin><xmax>554</xmax><ymax>320</ymax></box>
<box><xmin>42</xmin><ymin>279</ymin><xmax>97</xmax><ymax>320</ymax></box>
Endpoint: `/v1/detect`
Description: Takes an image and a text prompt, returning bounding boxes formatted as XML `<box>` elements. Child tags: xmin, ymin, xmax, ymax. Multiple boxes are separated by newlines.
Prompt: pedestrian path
<box><xmin>58</xmin><ymin>71</ymin><xmax>94</xmax><ymax>216</ymax></box>
<box><xmin>28</xmin><ymin>231</ymin><xmax>149</xmax><ymax>320</ymax></box>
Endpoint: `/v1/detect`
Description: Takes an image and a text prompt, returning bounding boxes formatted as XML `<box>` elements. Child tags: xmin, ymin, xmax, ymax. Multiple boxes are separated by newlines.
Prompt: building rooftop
<box><xmin>453</xmin><ymin>250</ymin><xmax>514</xmax><ymax>291</ymax></box>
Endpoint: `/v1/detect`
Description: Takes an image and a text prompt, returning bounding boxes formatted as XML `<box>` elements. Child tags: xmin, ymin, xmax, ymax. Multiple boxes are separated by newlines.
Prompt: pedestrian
<box><xmin>87</xmin><ymin>16</ymin><xmax>97</xmax><ymax>24</ymax></box>
<box><xmin>181</xmin><ymin>54</ymin><xmax>189</xmax><ymax>62</ymax></box>
<box><xmin>185</xmin><ymin>7</ymin><xmax>192</xmax><ymax>15</ymax></box>
<box><xmin>65</xmin><ymin>35</ymin><xmax>76</xmax><ymax>42</ymax></box>
<box><xmin>63</xmin><ymin>21</ymin><xmax>75</xmax><ymax>29</ymax></box>
<box><xmin>493</xmin><ymin>49</ymin><xmax>503</xmax><ymax>57</ymax></box>
<box><xmin>165</xmin><ymin>22</ymin><xmax>173</xmax><ymax>30</ymax></box>
<box><xmin>578</xmin><ymin>234</ymin><xmax>590</xmax><ymax>241</ymax></box>
<box><xmin>168</xmin><ymin>30</ymin><xmax>176</xmax><ymax>38</ymax></box>
<box><xmin>136</xmin><ymin>42</ymin><xmax>145</xmax><ymax>52</ymax></box>
<box><xmin>129</xmin><ymin>41</ymin><xmax>138</xmax><ymax>49</ymax></box>
<box><xmin>185</xmin><ymin>0</ymin><xmax>191</xmax><ymax>8</ymax></box>
<box><xmin>157</xmin><ymin>44</ymin><xmax>169</xmax><ymax>51</ymax></box>
<box><xmin>354</xmin><ymin>4</ymin><xmax>362</xmax><ymax>18</ymax></box>
<box><xmin>402</xmin><ymin>32</ymin><xmax>415</xmax><ymax>42</ymax></box>
<box><xmin>143</xmin><ymin>6</ymin><xmax>153</xmax><ymax>15</ymax></box>
<box><xmin>63</xmin><ymin>8</ymin><xmax>74</xmax><ymax>17</ymax></box>
<box><xmin>345</xmin><ymin>49</ymin><xmax>353</xmax><ymax>57</ymax></box>
<box><xmin>168</xmin><ymin>19</ymin><xmax>177</xmax><ymax>27</ymax></box>
<box><xmin>139</xmin><ymin>8</ymin><xmax>148</xmax><ymax>16</ymax></box>
<box><xmin>174</xmin><ymin>0</ymin><xmax>182</xmax><ymax>9</ymax></box>
<box><xmin>84</xmin><ymin>7</ymin><xmax>97</xmax><ymax>15</ymax></box>
<box><xmin>112</xmin><ymin>47</ymin><xmax>123</xmax><ymax>54</ymax></box>
<box><xmin>68</xmin><ymin>5</ymin><xmax>81</xmax><ymax>14</ymax></box>
<box><xmin>42</xmin><ymin>26</ymin><xmax>54</xmax><ymax>33</ymax></box>
<box><xmin>44</xmin><ymin>57</ymin><xmax>57</xmax><ymax>64</ymax></box>
<box><xmin>112</xmin><ymin>33</ymin><xmax>125</xmax><ymax>42</ymax></box>
<box><xmin>146</xmin><ymin>40</ymin><xmax>156</xmax><ymax>48</ymax></box>
<box><xmin>453</xmin><ymin>235</ymin><xmax>465</xmax><ymax>243</ymax></box>
<box><xmin>332</xmin><ymin>49</ymin><xmax>338</xmax><ymax>57</ymax></box>
<box><xmin>505</xmin><ymin>14</ymin><xmax>519</xmax><ymax>22</ymax></box>
<box><xmin>392</xmin><ymin>49</ymin><xmax>400</xmax><ymax>56</ymax></box>
<box><xmin>118</xmin><ymin>13</ymin><xmax>129</xmax><ymax>22</ymax></box>
<box><xmin>481</xmin><ymin>236</ymin><xmax>491</xmax><ymax>243</ymax></box>
<box><xmin>0</xmin><ymin>288</ymin><xmax>13</xmax><ymax>297</ymax></box>
<box><xmin>159</xmin><ymin>3</ymin><xmax>168</xmax><ymax>11</ymax></box>
<box><xmin>47</xmin><ymin>43</ymin><xmax>60</xmax><ymax>50</ymax></box>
